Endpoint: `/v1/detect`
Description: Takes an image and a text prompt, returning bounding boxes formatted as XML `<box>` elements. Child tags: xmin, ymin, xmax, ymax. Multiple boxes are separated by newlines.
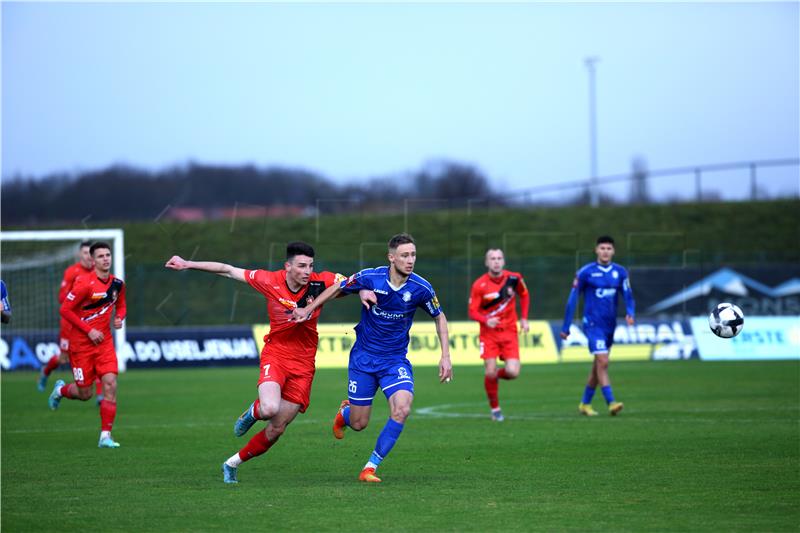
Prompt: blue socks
<box><xmin>341</xmin><ymin>405</ymin><xmax>351</xmax><ymax>426</ymax></box>
<box><xmin>369</xmin><ymin>419</ymin><xmax>404</xmax><ymax>467</ymax></box>
<box><xmin>582</xmin><ymin>386</ymin><xmax>596</xmax><ymax>405</ymax></box>
<box><xmin>601</xmin><ymin>385</ymin><xmax>615</xmax><ymax>404</ymax></box>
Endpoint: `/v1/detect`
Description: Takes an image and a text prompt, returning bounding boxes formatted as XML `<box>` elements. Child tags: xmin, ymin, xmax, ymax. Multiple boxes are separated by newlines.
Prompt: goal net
<box><xmin>0</xmin><ymin>229</ymin><xmax>126</xmax><ymax>371</ymax></box>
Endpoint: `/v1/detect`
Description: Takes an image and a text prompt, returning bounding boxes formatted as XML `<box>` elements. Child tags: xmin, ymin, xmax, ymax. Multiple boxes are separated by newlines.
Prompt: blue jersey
<box><xmin>0</xmin><ymin>280</ymin><xmax>9</xmax><ymax>313</ymax></box>
<box><xmin>561</xmin><ymin>262</ymin><xmax>635</xmax><ymax>333</ymax></box>
<box><xmin>340</xmin><ymin>266</ymin><xmax>442</xmax><ymax>360</ymax></box>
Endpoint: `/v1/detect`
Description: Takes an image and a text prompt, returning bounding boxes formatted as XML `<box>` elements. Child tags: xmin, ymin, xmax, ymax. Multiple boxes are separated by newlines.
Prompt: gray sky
<box><xmin>2</xmin><ymin>2</ymin><xmax>798</xmax><ymax>199</ymax></box>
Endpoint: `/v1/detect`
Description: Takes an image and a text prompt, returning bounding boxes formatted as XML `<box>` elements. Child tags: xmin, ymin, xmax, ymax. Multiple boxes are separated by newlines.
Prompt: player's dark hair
<box><xmin>79</xmin><ymin>240</ymin><xmax>93</xmax><ymax>249</ymax></box>
<box><xmin>286</xmin><ymin>241</ymin><xmax>315</xmax><ymax>261</ymax></box>
<box><xmin>388</xmin><ymin>233</ymin><xmax>415</xmax><ymax>251</ymax></box>
<box><xmin>596</xmin><ymin>235</ymin><xmax>615</xmax><ymax>246</ymax></box>
<box><xmin>90</xmin><ymin>242</ymin><xmax>111</xmax><ymax>256</ymax></box>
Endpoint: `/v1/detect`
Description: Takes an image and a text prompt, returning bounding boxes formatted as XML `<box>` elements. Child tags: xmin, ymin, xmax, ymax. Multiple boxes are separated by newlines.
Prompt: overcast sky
<box><xmin>2</xmin><ymin>2</ymin><xmax>798</xmax><ymax>199</ymax></box>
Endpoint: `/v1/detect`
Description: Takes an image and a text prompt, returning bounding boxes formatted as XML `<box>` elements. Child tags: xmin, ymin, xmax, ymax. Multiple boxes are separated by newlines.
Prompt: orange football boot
<box><xmin>359</xmin><ymin>467</ymin><xmax>381</xmax><ymax>483</ymax></box>
<box><xmin>333</xmin><ymin>399</ymin><xmax>349</xmax><ymax>440</ymax></box>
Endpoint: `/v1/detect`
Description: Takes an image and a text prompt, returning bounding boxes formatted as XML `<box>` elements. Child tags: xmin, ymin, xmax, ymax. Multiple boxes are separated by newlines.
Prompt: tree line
<box><xmin>1</xmin><ymin>160</ymin><xmax>496</xmax><ymax>224</ymax></box>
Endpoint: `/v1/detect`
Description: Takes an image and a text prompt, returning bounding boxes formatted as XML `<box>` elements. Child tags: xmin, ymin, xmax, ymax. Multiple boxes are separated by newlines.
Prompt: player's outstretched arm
<box><xmin>434</xmin><ymin>312</ymin><xmax>453</xmax><ymax>383</ymax></box>
<box><xmin>164</xmin><ymin>255</ymin><xmax>246</xmax><ymax>282</ymax></box>
<box><xmin>291</xmin><ymin>282</ymin><xmax>344</xmax><ymax>322</ymax></box>
<box><xmin>560</xmin><ymin>287</ymin><xmax>579</xmax><ymax>339</ymax></box>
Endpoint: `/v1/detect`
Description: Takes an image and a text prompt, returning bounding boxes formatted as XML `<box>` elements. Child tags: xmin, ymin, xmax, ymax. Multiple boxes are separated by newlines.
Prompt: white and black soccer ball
<box><xmin>708</xmin><ymin>303</ymin><xmax>744</xmax><ymax>338</ymax></box>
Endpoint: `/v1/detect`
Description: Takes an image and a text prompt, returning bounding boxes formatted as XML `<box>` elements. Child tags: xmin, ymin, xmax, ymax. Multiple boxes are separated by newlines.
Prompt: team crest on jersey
<box><xmin>402</xmin><ymin>291</ymin><xmax>412</xmax><ymax>302</ymax></box>
<box><xmin>612</xmin><ymin>270</ymin><xmax>619</xmax><ymax>279</ymax></box>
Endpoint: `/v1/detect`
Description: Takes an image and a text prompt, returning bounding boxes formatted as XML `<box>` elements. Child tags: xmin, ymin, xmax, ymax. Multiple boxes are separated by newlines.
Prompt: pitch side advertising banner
<box><xmin>253</xmin><ymin>320</ymin><xmax>559</xmax><ymax>367</ymax></box>
<box><xmin>552</xmin><ymin>320</ymin><xmax>698</xmax><ymax>362</ymax></box>
<box><xmin>691</xmin><ymin>316</ymin><xmax>800</xmax><ymax>361</ymax></box>
<box><xmin>0</xmin><ymin>327</ymin><xmax>260</xmax><ymax>371</ymax></box>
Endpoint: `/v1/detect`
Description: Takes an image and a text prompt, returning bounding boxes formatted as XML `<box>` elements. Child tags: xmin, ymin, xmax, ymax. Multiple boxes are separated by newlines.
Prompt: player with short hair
<box><xmin>50</xmin><ymin>242</ymin><xmax>126</xmax><ymax>447</ymax></box>
<box><xmin>292</xmin><ymin>233</ymin><xmax>453</xmax><ymax>483</ymax></box>
<box><xmin>560</xmin><ymin>235</ymin><xmax>635</xmax><ymax>416</ymax></box>
<box><xmin>468</xmin><ymin>248</ymin><xmax>529</xmax><ymax>421</ymax></box>
<box><xmin>165</xmin><ymin>242</ymin><xmax>354</xmax><ymax>484</ymax></box>
<box><xmin>1</xmin><ymin>279</ymin><xmax>11</xmax><ymax>324</ymax></box>
<box><xmin>38</xmin><ymin>241</ymin><xmax>96</xmax><ymax>393</ymax></box>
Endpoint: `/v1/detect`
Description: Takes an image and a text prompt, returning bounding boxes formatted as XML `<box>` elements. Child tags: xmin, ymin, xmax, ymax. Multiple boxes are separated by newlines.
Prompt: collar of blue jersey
<box><xmin>595</xmin><ymin>262</ymin><xmax>614</xmax><ymax>272</ymax></box>
<box><xmin>385</xmin><ymin>267</ymin><xmax>408</xmax><ymax>291</ymax></box>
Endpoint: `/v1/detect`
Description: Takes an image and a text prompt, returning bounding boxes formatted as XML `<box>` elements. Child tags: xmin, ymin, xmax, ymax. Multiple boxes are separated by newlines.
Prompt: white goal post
<box><xmin>0</xmin><ymin>229</ymin><xmax>127</xmax><ymax>371</ymax></box>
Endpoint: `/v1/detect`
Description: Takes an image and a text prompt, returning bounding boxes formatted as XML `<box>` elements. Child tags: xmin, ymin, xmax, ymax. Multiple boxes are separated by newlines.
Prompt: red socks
<box><xmin>100</xmin><ymin>400</ymin><xmax>117</xmax><ymax>431</ymax></box>
<box><xmin>95</xmin><ymin>379</ymin><xmax>104</xmax><ymax>397</ymax></box>
<box><xmin>60</xmin><ymin>383</ymin><xmax>78</xmax><ymax>399</ymax></box>
<box><xmin>252</xmin><ymin>399</ymin><xmax>264</xmax><ymax>420</ymax></box>
<box><xmin>497</xmin><ymin>368</ymin><xmax>508</xmax><ymax>380</ymax></box>
<box><xmin>238</xmin><ymin>431</ymin><xmax>273</xmax><ymax>462</ymax></box>
<box><xmin>43</xmin><ymin>356</ymin><xmax>60</xmax><ymax>376</ymax></box>
<box><xmin>484</xmin><ymin>376</ymin><xmax>499</xmax><ymax>409</ymax></box>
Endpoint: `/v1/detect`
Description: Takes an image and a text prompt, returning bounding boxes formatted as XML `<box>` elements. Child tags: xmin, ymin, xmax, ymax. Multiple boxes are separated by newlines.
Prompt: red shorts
<box><xmin>479</xmin><ymin>333</ymin><xmax>520</xmax><ymax>361</ymax></box>
<box><xmin>59</xmin><ymin>320</ymin><xmax>73</xmax><ymax>353</ymax></box>
<box><xmin>68</xmin><ymin>342</ymin><xmax>118</xmax><ymax>387</ymax></box>
<box><xmin>257</xmin><ymin>350</ymin><xmax>315</xmax><ymax>413</ymax></box>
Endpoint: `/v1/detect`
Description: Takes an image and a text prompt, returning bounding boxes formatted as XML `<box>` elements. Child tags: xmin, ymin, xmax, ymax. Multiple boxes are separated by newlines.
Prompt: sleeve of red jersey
<box><xmin>116</xmin><ymin>281</ymin><xmax>127</xmax><ymax>320</ymax></box>
<box><xmin>244</xmin><ymin>269</ymin><xmax>272</xmax><ymax>295</ymax></box>
<box><xmin>467</xmin><ymin>280</ymin><xmax>488</xmax><ymax>324</ymax></box>
<box><xmin>517</xmin><ymin>274</ymin><xmax>530</xmax><ymax>320</ymax></box>
<box><xmin>60</xmin><ymin>280</ymin><xmax>92</xmax><ymax>335</ymax></box>
<box><xmin>58</xmin><ymin>266</ymin><xmax>76</xmax><ymax>304</ymax></box>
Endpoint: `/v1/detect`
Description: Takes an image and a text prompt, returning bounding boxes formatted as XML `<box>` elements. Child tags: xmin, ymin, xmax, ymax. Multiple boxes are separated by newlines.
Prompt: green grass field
<box><xmin>3</xmin><ymin>361</ymin><xmax>799</xmax><ymax>532</ymax></box>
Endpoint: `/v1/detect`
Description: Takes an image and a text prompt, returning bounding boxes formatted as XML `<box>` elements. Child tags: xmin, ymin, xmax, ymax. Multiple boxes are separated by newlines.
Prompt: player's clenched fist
<box><xmin>165</xmin><ymin>255</ymin><xmax>189</xmax><ymax>270</ymax></box>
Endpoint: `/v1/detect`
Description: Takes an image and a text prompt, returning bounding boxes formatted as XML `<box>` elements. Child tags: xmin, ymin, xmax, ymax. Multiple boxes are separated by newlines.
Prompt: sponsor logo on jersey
<box><xmin>591</xmin><ymin>272</ymin><xmax>603</xmax><ymax>277</ymax></box>
<box><xmin>66</xmin><ymin>293</ymin><xmax>76</xmax><ymax>301</ymax></box>
<box><xmin>371</xmin><ymin>306</ymin><xmax>405</xmax><ymax>320</ymax></box>
<box><xmin>374</xmin><ymin>289</ymin><xmax>388</xmax><ymax>295</ymax></box>
<box><xmin>249</xmin><ymin>270</ymin><xmax>256</xmax><ymax>280</ymax></box>
<box><xmin>91</xmin><ymin>292</ymin><xmax>107</xmax><ymax>300</ymax></box>
<box><xmin>278</xmin><ymin>297</ymin><xmax>298</xmax><ymax>310</ymax></box>
<box><xmin>483</xmin><ymin>292</ymin><xmax>500</xmax><ymax>301</ymax></box>
<box><xmin>595</xmin><ymin>288</ymin><xmax>617</xmax><ymax>298</ymax></box>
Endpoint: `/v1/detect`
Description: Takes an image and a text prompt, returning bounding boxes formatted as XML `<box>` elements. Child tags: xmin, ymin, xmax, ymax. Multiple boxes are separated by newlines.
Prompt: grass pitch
<box><xmin>2</xmin><ymin>360</ymin><xmax>798</xmax><ymax>532</ymax></box>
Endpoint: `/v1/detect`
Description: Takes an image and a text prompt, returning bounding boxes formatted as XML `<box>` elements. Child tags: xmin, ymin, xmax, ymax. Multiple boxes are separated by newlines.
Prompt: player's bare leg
<box><xmin>234</xmin><ymin>381</ymin><xmax>281</xmax><ymax>437</ymax></box>
<box><xmin>360</xmin><ymin>391</ymin><xmax>413</xmax><ymax>483</ymax></box>
<box><xmin>595</xmin><ymin>353</ymin><xmax>623</xmax><ymax>415</ymax></box>
<box><xmin>98</xmin><ymin>373</ymin><xmax>120</xmax><ymax>447</ymax></box>
<box><xmin>224</xmin><ymin>398</ymin><xmax>301</xmax><ymax>483</ymax></box>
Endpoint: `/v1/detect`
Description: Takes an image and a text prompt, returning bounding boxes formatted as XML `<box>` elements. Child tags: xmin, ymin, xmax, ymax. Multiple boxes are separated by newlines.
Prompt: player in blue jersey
<box><xmin>1</xmin><ymin>279</ymin><xmax>11</xmax><ymax>324</ymax></box>
<box><xmin>560</xmin><ymin>235</ymin><xmax>635</xmax><ymax>416</ymax></box>
<box><xmin>292</xmin><ymin>233</ymin><xmax>453</xmax><ymax>482</ymax></box>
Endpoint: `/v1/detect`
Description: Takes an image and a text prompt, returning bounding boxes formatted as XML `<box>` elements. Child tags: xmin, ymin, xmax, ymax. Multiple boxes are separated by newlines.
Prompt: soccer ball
<box><xmin>708</xmin><ymin>303</ymin><xmax>744</xmax><ymax>338</ymax></box>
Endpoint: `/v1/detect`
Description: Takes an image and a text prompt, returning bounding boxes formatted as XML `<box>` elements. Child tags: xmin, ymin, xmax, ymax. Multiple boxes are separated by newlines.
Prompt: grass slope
<box><xmin>3</xmin><ymin>361</ymin><xmax>798</xmax><ymax>532</ymax></box>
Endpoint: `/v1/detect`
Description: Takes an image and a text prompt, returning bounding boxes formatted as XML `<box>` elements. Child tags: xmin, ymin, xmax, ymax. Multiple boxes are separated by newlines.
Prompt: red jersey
<box><xmin>468</xmin><ymin>270</ymin><xmax>529</xmax><ymax>336</ymax></box>
<box><xmin>59</xmin><ymin>262</ymin><xmax>94</xmax><ymax>334</ymax></box>
<box><xmin>245</xmin><ymin>269</ymin><xmax>344</xmax><ymax>364</ymax></box>
<box><xmin>61</xmin><ymin>272</ymin><xmax>126</xmax><ymax>349</ymax></box>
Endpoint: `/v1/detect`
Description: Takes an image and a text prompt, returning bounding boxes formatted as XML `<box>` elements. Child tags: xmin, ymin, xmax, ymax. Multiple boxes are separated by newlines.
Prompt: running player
<box><xmin>38</xmin><ymin>241</ymin><xmax>95</xmax><ymax>392</ymax></box>
<box><xmin>292</xmin><ymin>233</ymin><xmax>453</xmax><ymax>483</ymax></box>
<box><xmin>560</xmin><ymin>235</ymin><xmax>635</xmax><ymax>416</ymax></box>
<box><xmin>468</xmin><ymin>248</ymin><xmax>529</xmax><ymax>421</ymax></box>
<box><xmin>165</xmin><ymin>242</ymin><xmax>354</xmax><ymax>484</ymax></box>
<box><xmin>49</xmin><ymin>242</ymin><xmax>126</xmax><ymax>447</ymax></box>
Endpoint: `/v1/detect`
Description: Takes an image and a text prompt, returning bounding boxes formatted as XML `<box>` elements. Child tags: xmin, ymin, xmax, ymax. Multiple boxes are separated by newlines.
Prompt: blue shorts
<box><xmin>347</xmin><ymin>349</ymin><xmax>415</xmax><ymax>406</ymax></box>
<box><xmin>585</xmin><ymin>325</ymin><xmax>614</xmax><ymax>355</ymax></box>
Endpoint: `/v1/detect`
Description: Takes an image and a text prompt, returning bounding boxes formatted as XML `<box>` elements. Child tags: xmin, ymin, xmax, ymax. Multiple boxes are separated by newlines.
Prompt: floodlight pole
<box><xmin>585</xmin><ymin>56</ymin><xmax>600</xmax><ymax>207</ymax></box>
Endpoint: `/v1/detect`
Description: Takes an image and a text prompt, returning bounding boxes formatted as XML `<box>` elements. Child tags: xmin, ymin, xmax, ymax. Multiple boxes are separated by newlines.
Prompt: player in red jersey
<box><xmin>165</xmin><ymin>242</ymin><xmax>363</xmax><ymax>484</ymax></box>
<box><xmin>468</xmin><ymin>248</ymin><xmax>529</xmax><ymax>421</ymax></box>
<box><xmin>49</xmin><ymin>242</ymin><xmax>126</xmax><ymax>448</ymax></box>
<box><xmin>38</xmin><ymin>241</ymin><xmax>100</xmax><ymax>394</ymax></box>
